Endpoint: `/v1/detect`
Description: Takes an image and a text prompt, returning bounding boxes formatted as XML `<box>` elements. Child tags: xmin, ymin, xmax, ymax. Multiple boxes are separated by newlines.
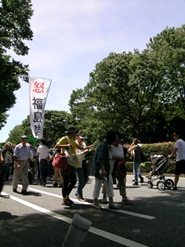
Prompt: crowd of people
<box><xmin>0</xmin><ymin>127</ymin><xmax>185</xmax><ymax>209</ymax></box>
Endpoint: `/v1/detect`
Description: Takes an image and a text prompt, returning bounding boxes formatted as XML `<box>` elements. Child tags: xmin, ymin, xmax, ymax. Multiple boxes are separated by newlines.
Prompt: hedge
<box><xmin>125</xmin><ymin>142</ymin><xmax>176</xmax><ymax>174</ymax></box>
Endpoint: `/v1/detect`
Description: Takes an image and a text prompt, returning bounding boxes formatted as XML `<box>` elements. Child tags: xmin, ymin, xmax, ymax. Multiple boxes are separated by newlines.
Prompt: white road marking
<box><xmin>102</xmin><ymin>207</ymin><xmax>155</xmax><ymax>220</ymax></box>
<box><xmin>24</xmin><ymin>186</ymin><xmax>155</xmax><ymax>219</ymax></box>
<box><xmin>89</xmin><ymin>227</ymin><xmax>148</xmax><ymax>247</ymax></box>
<box><xmin>27</xmin><ymin>186</ymin><xmax>62</xmax><ymax>198</ymax></box>
<box><xmin>2</xmin><ymin>191</ymin><xmax>149</xmax><ymax>247</ymax></box>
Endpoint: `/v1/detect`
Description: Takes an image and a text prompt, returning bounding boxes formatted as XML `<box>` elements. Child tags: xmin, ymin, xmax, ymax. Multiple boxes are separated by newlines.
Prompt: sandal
<box><xmin>92</xmin><ymin>203</ymin><xmax>102</xmax><ymax>210</ymax></box>
<box><xmin>67</xmin><ymin>198</ymin><xmax>74</xmax><ymax>205</ymax></box>
<box><xmin>62</xmin><ymin>200</ymin><xmax>71</xmax><ymax>206</ymax></box>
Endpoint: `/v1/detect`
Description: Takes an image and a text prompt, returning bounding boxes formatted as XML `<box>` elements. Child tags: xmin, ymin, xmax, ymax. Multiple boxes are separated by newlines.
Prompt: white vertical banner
<box><xmin>29</xmin><ymin>77</ymin><xmax>52</xmax><ymax>139</ymax></box>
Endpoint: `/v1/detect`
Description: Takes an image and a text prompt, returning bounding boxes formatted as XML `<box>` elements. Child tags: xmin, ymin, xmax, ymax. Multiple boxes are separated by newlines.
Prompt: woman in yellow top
<box><xmin>55</xmin><ymin>126</ymin><xmax>90</xmax><ymax>206</ymax></box>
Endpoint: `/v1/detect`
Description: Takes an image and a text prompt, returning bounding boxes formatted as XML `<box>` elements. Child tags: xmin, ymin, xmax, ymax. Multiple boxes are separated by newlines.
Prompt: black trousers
<box><xmin>0</xmin><ymin>165</ymin><xmax>5</xmax><ymax>193</ymax></box>
<box><xmin>62</xmin><ymin>168</ymin><xmax>76</xmax><ymax>197</ymax></box>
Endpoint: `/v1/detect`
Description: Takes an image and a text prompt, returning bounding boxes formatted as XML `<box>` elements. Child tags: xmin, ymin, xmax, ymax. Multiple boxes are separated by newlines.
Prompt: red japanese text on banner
<box><xmin>29</xmin><ymin>77</ymin><xmax>51</xmax><ymax>139</ymax></box>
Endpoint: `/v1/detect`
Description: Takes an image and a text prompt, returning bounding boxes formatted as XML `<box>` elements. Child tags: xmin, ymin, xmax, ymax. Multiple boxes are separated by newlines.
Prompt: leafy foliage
<box><xmin>0</xmin><ymin>0</ymin><xmax>33</xmax><ymax>128</ymax></box>
<box><xmin>8</xmin><ymin>124</ymin><xmax>24</xmax><ymax>145</ymax></box>
<box><xmin>6</xmin><ymin>110</ymin><xmax>72</xmax><ymax>146</ymax></box>
<box><xmin>4</xmin><ymin>24</ymin><xmax>185</xmax><ymax>144</ymax></box>
<box><xmin>148</xmin><ymin>25</ymin><xmax>185</xmax><ymax>116</ymax></box>
<box><xmin>69</xmin><ymin>25</ymin><xmax>185</xmax><ymax>143</ymax></box>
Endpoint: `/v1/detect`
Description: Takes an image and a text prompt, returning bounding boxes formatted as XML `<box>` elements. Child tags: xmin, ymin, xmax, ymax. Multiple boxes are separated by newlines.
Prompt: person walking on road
<box><xmin>0</xmin><ymin>149</ymin><xmax>4</xmax><ymax>195</ymax></box>
<box><xmin>13</xmin><ymin>135</ymin><xmax>33</xmax><ymax>195</ymax></box>
<box><xmin>128</xmin><ymin>138</ymin><xmax>144</xmax><ymax>186</ymax></box>
<box><xmin>111</xmin><ymin>136</ymin><xmax>132</xmax><ymax>204</ymax></box>
<box><xmin>75</xmin><ymin>133</ymin><xmax>89</xmax><ymax>201</ymax></box>
<box><xmin>55</xmin><ymin>126</ymin><xmax>90</xmax><ymax>206</ymax></box>
<box><xmin>52</xmin><ymin>148</ymin><xmax>64</xmax><ymax>187</ymax></box>
<box><xmin>168</xmin><ymin>131</ymin><xmax>185</xmax><ymax>190</ymax></box>
<box><xmin>91</xmin><ymin>130</ymin><xmax>117</xmax><ymax>209</ymax></box>
<box><xmin>2</xmin><ymin>142</ymin><xmax>13</xmax><ymax>181</ymax></box>
<box><xmin>37</xmin><ymin>139</ymin><xmax>50</xmax><ymax>186</ymax></box>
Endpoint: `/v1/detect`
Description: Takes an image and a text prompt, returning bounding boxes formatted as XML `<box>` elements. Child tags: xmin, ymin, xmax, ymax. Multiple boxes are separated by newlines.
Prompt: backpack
<box><xmin>141</xmin><ymin>150</ymin><xmax>147</xmax><ymax>163</ymax></box>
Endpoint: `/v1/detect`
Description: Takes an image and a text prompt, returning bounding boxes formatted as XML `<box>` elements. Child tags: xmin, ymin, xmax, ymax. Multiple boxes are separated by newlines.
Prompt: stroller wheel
<box><xmin>157</xmin><ymin>181</ymin><xmax>165</xmax><ymax>191</ymax></box>
<box><xmin>147</xmin><ymin>181</ymin><xmax>153</xmax><ymax>189</ymax></box>
<box><xmin>165</xmin><ymin>179</ymin><xmax>174</xmax><ymax>189</ymax></box>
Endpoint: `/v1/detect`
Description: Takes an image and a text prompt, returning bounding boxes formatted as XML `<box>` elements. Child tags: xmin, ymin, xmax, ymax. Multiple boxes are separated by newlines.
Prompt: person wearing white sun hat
<box><xmin>75</xmin><ymin>133</ymin><xmax>90</xmax><ymax>201</ymax></box>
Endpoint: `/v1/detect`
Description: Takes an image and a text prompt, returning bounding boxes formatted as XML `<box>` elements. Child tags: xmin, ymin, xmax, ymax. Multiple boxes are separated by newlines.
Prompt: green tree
<box><xmin>43</xmin><ymin>110</ymin><xmax>73</xmax><ymax>146</ymax></box>
<box><xmin>0</xmin><ymin>0</ymin><xmax>33</xmax><ymax>128</ymax></box>
<box><xmin>70</xmin><ymin>51</ymin><xmax>171</xmax><ymax>143</ymax></box>
<box><xmin>6</xmin><ymin>110</ymin><xmax>73</xmax><ymax>146</ymax></box>
<box><xmin>70</xmin><ymin>25</ymin><xmax>185</xmax><ymax>143</ymax></box>
<box><xmin>8</xmin><ymin>124</ymin><xmax>24</xmax><ymax>145</ymax></box>
<box><xmin>147</xmin><ymin>25</ymin><xmax>185</xmax><ymax>117</ymax></box>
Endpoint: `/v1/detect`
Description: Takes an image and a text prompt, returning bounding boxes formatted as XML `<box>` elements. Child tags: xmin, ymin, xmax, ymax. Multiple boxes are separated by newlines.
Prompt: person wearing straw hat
<box><xmin>75</xmin><ymin>133</ymin><xmax>89</xmax><ymax>201</ymax></box>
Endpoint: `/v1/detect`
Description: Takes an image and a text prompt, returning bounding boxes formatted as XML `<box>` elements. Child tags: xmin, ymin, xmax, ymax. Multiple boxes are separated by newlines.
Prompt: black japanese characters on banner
<box><xmin>29</xmin><ymin>78</ymin><xmax>51</xmax><ymax>139</ymax></box>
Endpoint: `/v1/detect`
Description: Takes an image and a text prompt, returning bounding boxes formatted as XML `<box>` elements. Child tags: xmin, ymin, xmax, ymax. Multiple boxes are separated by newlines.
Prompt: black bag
<box><xmin>113</xmin><ymin>160</ymin><xmax>127</xmax><ymax>178</ymax></box>
<box><xmin>141</xmin><ymin>151</ymin><xmax>147</xmax><ymax>163</ymax></box>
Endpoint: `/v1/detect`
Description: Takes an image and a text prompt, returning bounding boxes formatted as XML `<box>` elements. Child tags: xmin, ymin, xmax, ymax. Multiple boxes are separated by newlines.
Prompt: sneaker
<box><xmin>67</xmin><ymin>198</ymin><xmax>74</xmax><ymax>205</ymax></box>
<box><xmin>132</xmin><ymin>182</ymin><xmax>138</xmax><ymax>186</ymax></box>
<box><xmin>140</xmin><ymin>177</ymin><xmax>144</xmax><ymax>183</ymax></box>
<box><xmin>53</xmin><ymin>183</ymin><xmax>58</xmax><ymax>187</ymax></box>
<box><xmin>122</xmin><ymin>196</ymin><xmax>129</xmax><ymax>202</ymax></box>
<box><xmin>172</xmin><ymin>187</ymin><xmax>177</xmax><ymax>190</ymax></box>
<box><xmin>121</xmin><ymin>197</ymin><xmax>133</xmax><ymax>205</ymax></box>
<box><xmin>77</xmin><ymin>197</ymin><xmax>85</xmax><ymax>202</ymax></box>
<box><xmin>92</xmin><ymin>203</ymin><xmax>102</xmax><ymax>210</ymax></box>
<box><xmin>21</xmin><ymin>190</ymin><xmax>28</xmax><ymax>195</ymax></box>
<box><xmin>109</xmin><ymin>203</ymin><xmax>119</xmax><ymax>209</ymax></box>
<box><xmin>13</xmin><ymin>188</ymin><xmax>17</xmax><ymax>193</ymax></box>
<box><xmin>102</xmin><ymin>194</ymin><xmax>108</xmax><ymax>204</ymax></box>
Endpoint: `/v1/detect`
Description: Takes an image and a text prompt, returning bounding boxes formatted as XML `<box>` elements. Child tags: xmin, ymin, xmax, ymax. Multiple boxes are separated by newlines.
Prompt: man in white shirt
<box><xmin>168</xmin><ymin>131</ymin><xmax>185</xmax><ymax>190</ymax></box>
<box><xmin>37</xmin><ymin>139</ymin><xmax>49</xmax><ymax>186</ymax></box>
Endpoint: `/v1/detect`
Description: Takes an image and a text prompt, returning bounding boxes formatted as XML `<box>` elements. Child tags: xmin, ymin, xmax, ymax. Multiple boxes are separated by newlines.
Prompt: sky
<box><xmin>1</xmin><ymin>0</ymin><xmax>185</xmax><ymax>142</ymax></box>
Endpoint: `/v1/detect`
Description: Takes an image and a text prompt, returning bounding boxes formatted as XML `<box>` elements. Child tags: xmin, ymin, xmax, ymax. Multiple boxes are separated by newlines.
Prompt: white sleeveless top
<box><xmin>109</xmin><ymin>144</ymin><xmax>124</xmax><ymax>174</ymax></box>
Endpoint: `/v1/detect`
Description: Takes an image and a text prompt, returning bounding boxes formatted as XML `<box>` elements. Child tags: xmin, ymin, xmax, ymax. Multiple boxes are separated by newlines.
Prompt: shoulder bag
<box><xmin>52</xmin><ymin>152</ymin><xmax>69</xmax><ymax>170</ymax></box>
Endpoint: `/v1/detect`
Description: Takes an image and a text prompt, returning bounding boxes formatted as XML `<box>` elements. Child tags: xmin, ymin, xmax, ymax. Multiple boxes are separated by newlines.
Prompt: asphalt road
<box><xmin>0</xmin><ymin>174</ymin><xmax>185</xmax><ymax>247</ymax></box>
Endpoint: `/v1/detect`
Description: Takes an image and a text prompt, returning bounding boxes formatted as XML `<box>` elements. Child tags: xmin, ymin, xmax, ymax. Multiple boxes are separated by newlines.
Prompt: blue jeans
<box><xmin>76</xmin><ymin>160</ymin><xmax>88</xmax><ymax>199</ymax></box>
<box><xmin>133</xmin><ymin>162</ymin><xmax>141</xmax><ymax>183</ymax></box>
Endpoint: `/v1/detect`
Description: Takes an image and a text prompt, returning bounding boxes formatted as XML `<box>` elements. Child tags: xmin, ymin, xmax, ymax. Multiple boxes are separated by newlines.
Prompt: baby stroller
<box><xmin>147</xmin><ymin>155</ymin><xmax>174</xmax><ymax>190</ymax></box>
